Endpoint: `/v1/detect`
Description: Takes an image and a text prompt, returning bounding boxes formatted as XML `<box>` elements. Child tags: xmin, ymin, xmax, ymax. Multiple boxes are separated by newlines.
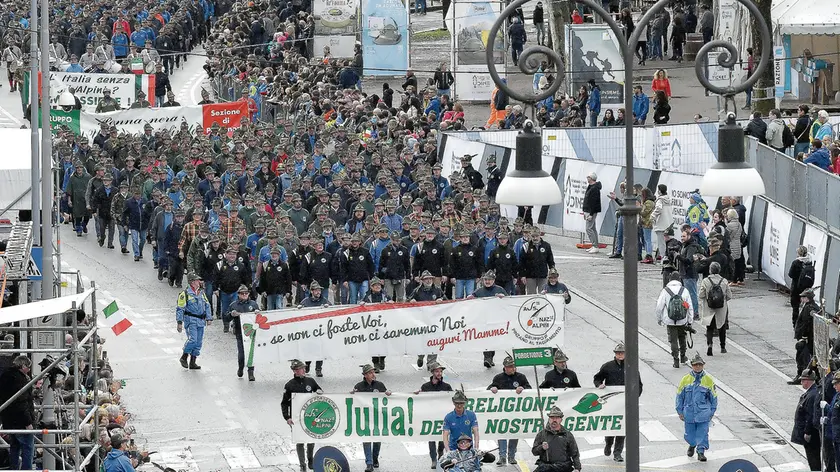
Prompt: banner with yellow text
<box><xmin>291</xmin><ymin>389</ymin><xmax>625</xmax><ymax>443</ymax></box>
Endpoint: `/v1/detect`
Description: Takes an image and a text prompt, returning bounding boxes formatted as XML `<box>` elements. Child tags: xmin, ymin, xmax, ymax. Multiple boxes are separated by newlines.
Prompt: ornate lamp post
<box><xmin>484</xmin><ymin>1</ymin><xmax>771</xmax><ymax>471</ymax></box>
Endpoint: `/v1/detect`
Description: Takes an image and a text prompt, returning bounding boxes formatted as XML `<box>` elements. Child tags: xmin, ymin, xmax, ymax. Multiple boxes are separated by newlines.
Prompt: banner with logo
<box><xmin>448</xmin><ymin>0</ymin><xmax>505</xmax><ymax>101</ymax></box>
<box><xmin>361</xmin><ymin>0</ymin><xmax>409</xmax><ymax>75</ymax></box>
<box><xmin>291</xmin><ymin>388</ymin><xmax>625</xmax><ymax>443</ymax></box>
<box><xmin>24</xmin><ymin>71</ymin><xmax>155</xmax><ymax>111</ymax></box>
<box><xmin>240</xmin><ymin>295</ymin><xmax>566</xmax><ymax>364</ymax></box>
<box><xmin>561</xmin><ymin>160</ymin><xmax>621</xmax><ymax>233</ymax></box>
<box><xmin>314</xmin><ymin>0</ymin><xmax>361</xmax><ymax>59</ymax></box>
<box><xmin>761</xmin><ymin>203</ymin><xmax>793</xmax><ymax>286</ymax></box>
<box><xmin>78</xmin><ymin>102</ymin><xmax>249</xmax><ymax>137</ymax></box>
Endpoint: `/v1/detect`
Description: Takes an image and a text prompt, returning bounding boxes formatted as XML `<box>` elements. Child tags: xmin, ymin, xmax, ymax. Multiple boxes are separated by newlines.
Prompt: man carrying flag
<box><xmin>176</xmin><ymin>272</ymin><xmax>212</xmax><ymax>370</ymax></box>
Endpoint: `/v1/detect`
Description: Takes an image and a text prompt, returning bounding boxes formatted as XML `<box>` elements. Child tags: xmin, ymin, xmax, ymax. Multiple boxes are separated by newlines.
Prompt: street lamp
<box><xmin>495</xmin><ymin>120</ymin><xmax>563</xmax><ymax>206</ymax></box>
<box><xmin>484</xmin><ymin>1</ymin><xmax>771</xmax><ymax>471</ymax></box>
<box><xmin>701</xmin><ymin>113</ymin><xmax>766</xmax><ymax>197</ymax></box>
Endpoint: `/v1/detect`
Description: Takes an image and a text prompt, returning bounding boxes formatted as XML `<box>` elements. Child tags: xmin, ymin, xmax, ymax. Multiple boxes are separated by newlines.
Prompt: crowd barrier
<box><xmin>440</xmin><ymin>131</ymin><xmax>840</xmax><ymax>314</ymax></box>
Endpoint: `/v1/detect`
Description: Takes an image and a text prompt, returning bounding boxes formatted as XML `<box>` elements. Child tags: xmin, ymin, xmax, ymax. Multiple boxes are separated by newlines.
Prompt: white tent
<box><xmin>0</xmin><ymin>129</ymin><xmax>45</xmax><ymax>213</ymax></box>
<box><xmin>0</xmin><ymin>288</ymin><xmax>93</xmax><ymax>324</ymax></box>
<box><xmin>772</xmin><ymin>0</ymin><xmax>840</xmax><ymax>35</ymax></box>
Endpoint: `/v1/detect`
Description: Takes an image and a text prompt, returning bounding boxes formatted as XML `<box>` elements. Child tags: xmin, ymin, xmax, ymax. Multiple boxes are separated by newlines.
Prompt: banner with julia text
<box><xmin>291</xmin><ymin>388</ymin><xmax>625</xmax><ymax>443</ymax></box>
<box><xmin>240</xmin><ymin>295</ymin><xmax>566</xmax><ymax>364</ymax></box>
<box><xmin>78</xmin><ymin>102</ymin><xmax>249</xmax><ymax>137</ymax></box>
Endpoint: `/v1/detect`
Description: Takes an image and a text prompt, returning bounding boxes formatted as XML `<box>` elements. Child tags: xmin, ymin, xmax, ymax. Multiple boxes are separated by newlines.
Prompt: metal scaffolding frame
<box><xmin>0</xmin><ymin>282</ymin><xmax>101</xmax><ymax>472</ymax></box>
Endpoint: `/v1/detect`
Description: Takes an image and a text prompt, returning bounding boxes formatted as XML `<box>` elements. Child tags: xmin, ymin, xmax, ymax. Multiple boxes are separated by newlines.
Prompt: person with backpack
<box><xmin>698</xmin><ymin>262</ymin><xmax>732</xmax><ymax>357</ymax></box>
<box><xmin>789</xmin><ymin>245</ymin><xmax>816</xmax><ymax>328</ymax></box>
<box><xmin>677</xmin><ymin>226</ymin><xmax>703</xmax><ymax>316</ymax></box>
<box><xmin>725</xmin><ymin>209</ymin><xmax>746</xmax><ymax>286</ymax></box>
<box><xmin>656</xmin><ymin>272</ymin><xmax>695</xmax><ymax>368</ymax></box>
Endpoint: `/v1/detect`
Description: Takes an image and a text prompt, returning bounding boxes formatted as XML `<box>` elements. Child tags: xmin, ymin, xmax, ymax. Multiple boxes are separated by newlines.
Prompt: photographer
<box><xmin>104</xmin><ymin>436</ymin><xmax>138</xmax><ymax>472</ymax></box>
<box><xmin>656</xmin><ymin>272</ymin><xmax>695</xmax><ymax>368</ymax></box>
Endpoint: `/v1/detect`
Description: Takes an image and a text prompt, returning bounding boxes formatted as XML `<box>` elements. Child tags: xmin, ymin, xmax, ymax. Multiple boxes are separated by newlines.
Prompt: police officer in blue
<box><xmin>176</xmin><ymin>272</ymin><xmax>213</xmax><ymax>370</ymax></box>
<box><xmin>228</xmin><ymin>284</ymin><xmax>259</xmax><ymax>381</ymax></box>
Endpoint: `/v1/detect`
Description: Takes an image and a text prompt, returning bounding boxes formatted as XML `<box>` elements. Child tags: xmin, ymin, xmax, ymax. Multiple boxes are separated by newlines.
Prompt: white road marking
<box><xmin>221</xmin><ymin>446</ymin><xmax>262</xmax><ymax>469</ymax></box>
<box><xmin>709</xmin><ymin>419</ymin><xmax>736</xmax><ymax>441</ymax></box>
<box><xmin>728</xmin><ymin>338</ymin><xmax>794</xmax><ymax>382</ymax></box>
<box><xmin>639</xmin><ymin>419</ymin><xmax>678</xmax><ymax>442</ymax></box>
<box><xmin>338</xmin><ymin>442</ymin><xmax>366</xmax><ymax>461</ymax></box>
<box><xmin>584</xmin><ymin>436</ymin><xmax>605</xmax><ymax>445</ymax></box>
<box><xmin>641</xmin><ymin>443</ymin><xmax>784</xmax><ymax>468</ymax></box>
<box><xmin>0</xmin><ymin>104</ymin><xmax>22</xmax><ymax>127</ymax></box>
<box><xmin>189</xmin><ymin>69</ymin><xmax>206</xmax><ymax>105</ymax></box>
<box><xmin>579</xmin><ymin>448</ymin><xmax>608</xmax><ymax>460</ymax></box>
<box><xmin>156</xmin><ymin>446</ymin><xmax>201</xmax><ymax>472</ymax></box>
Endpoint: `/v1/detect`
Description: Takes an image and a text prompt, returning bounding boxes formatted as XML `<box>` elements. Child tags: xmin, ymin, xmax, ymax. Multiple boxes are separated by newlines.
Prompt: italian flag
<box><xmin>103</xmin><ymin>301</ymin><xmax>133</xmax><ymax>336</ymax></box>
<box><xmin>136</xmin><ymin>74</ymin><xmax>155</xmax><ymax>101</ymax></box>
<box><xmin>130</xmin><ymin>57</ymin><xmax>145</xmax><ymax>74</ymax></box>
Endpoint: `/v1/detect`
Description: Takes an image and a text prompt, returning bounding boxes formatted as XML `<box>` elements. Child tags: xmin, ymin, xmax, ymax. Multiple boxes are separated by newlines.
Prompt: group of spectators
<box><xmin>744</xmin><ymin>106</ymin><xmax>839</xmax><ymax>173</ymax></box>
<box><xmin>0</xmin><ymin>311</ymin><xmax>146</xmax><ymax>472</ymax></box>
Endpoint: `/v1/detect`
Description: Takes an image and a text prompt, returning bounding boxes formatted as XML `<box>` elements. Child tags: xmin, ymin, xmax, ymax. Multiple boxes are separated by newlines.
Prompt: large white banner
<box><xmin>761</xmin><ymin>203</ymin><xmax>793</xmax><ymax>286</ymax></box>
<box><xmin>290</xmin><ymin>388</ymin><xmax>625</xmax><ymax>443</ymax></box>
<box><xmin>562</xmin><ymin>160</ymin><xmax>621</xmax><ymax>233</ymax></box>
<box><xmin>79</xmin><ymin>106</ymin><xmax>204</xmax><ymax>137</ymax></box>
<box><xmin>802</xmin><ymin>222</ymin><xmax>828</xmax><ymax>292</ymax></box>
<box><xmin>313</xmin><ymin>0</ymin><xmax>360</xmax><ymax>58</ymax></box>
<box><xmin>44</xmin><ymin>72</ymin><xmax>155</xmax><ymax>111</ymax></box>
<box><xmin>240</xmin><ymin>295</ymin><xmax>566</xmax><ymax>364</ymax></box>
<box><xmin>440</xmin><ymin>137</ymin><xmax>487</xmax><ymax>177</ymax></box>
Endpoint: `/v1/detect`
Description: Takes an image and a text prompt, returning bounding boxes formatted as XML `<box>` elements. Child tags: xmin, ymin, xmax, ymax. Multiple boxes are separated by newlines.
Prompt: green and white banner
<box><xmin>291</xmin><ymin>388</ymin><xmax>625</xmax><ymax>443</ymax></box>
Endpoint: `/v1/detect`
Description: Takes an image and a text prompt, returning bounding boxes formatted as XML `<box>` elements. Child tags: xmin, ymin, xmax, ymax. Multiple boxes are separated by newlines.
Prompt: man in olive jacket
<box><xmin>532</xmin><ymin>406</ymin><xmax>581</xmax><ymax>472</ymax></box>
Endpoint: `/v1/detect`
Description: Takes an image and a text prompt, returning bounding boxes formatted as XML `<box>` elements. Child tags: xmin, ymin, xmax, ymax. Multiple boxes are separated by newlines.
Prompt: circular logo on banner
<box><xmin>301</xmin><ymin>396</ymin><xmax>340</xmax><ymax>439</ymax></box>
<box><xmin>517</xmin><ymin>297</ymin><xmax>557</xmax><ymax>338</ymax></box>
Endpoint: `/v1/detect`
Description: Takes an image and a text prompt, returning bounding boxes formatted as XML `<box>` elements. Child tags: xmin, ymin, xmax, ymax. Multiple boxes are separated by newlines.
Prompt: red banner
<box><xmin>201</xmin><ymin>101</ymin><xmax>250</xmax><ymax>134</ymax></box>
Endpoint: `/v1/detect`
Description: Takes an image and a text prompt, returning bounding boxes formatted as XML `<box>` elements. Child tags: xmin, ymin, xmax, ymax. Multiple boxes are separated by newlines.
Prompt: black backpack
<box><xmin>783</xmin><ymin>125</ymin><xmax>795</xmax><ymax>148</ymax></box>
<box><xmin>665</xmin><ymin>287</ymin><xmax>688</xmax><ymax>322</ymax></box>
<box><xmin>707</xmin><ymin>278</ymin><xmax>726</xmax><ymax>309</ymax></box>
<box><xmin>798</xmin><ymin>261</ymin><xmax>816</xmax><ymax>289</ymax></box>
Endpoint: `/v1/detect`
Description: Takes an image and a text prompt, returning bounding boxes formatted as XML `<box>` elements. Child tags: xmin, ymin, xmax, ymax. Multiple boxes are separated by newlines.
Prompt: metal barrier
<box><xmin>746</xmin><ymin>137</ymin><xmax>840</xmax><ymax>236</ymax></box>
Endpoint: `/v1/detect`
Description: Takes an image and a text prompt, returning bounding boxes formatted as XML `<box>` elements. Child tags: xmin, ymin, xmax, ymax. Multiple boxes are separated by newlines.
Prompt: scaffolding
<box><xmin>0</xmin><ymin>281</ymin><xmax>101</xmax><ymax>472</ymax></box>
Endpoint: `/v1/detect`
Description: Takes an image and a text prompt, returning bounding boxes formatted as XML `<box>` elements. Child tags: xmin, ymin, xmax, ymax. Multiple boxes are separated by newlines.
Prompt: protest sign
<box><xmin>240</xmin><ymin>295</ymin><xmax>566</xmax><ymax>364</ymax></box>
<box><xmin>291</xmin><ymin>388</ymin><xmax>625</xmax><ymax>443</ymax></box>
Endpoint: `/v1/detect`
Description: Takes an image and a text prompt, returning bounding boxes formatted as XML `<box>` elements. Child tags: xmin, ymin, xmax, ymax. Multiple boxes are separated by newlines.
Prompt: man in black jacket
<box><xmin>540</xmin><ymin>349</ymin><xmax>581</xmax><ymax>388</ymax></box>
<box><xmin>582</xmin><ymin>172</ymin><xmax>602</xmax><ymax>254</ymax></box>
<box><xmin>791</xmin><ymin>369</ymin><xmax>822</xmax><ymax>471</ymax></box>
<box><xmin>92</xmin><ymin>174</ymin><xmax>117</xmax><ymax>248</ymax></box>
<box><xmin>341</xmin><ymin>234</ymin><xmax>375</xmax><ymax>304</ymax></box>
<box><xmin>791</xmin><ymin>288</ymin><xmax>819</xmax><ymax>384</ymax></box>
<box><xmin>153</xmin><ymin>62</ymin><xmax>172</xmax><ymax>107</ymax></box>
<box><xmin>788</xmin><ymin>245</ymin><xmax>813</xmax><ymax>328</ymax></box>
<box><xmin>744</xmin><ymin>112</ymin><xmax>767</xmax><ymax>145</ymax></box>
<box><xmin>354</xmin><ymin>364</ymin><xmax>391</xmax><ymax>472</ymax></box>
<box><xmin>520</xmin><ymin>228</ymin><xmax>555</xmax><ymax>294</ymax></box>
<box><xmin>488</xmin><ymin>232</ymin><xmax>518</xmax><ymax>295</ymax></box>
<box><xmin>282</xmin><ymin>359</ymin><xmax>322</xmax><ymax>471</ymax></box>
<box><xmin>379</xmin><ymin>232</ymin><xmax>410</xmax><ymax>301</ymax></box>
<box><xmin>488</xmin><ymin>356</ymin><xmax>532</xmax><ymax>465</ymax></box>
<box><xmin>594</xmin><ymin>343</ymin><xmax>643</xmax><ymax>462</ymax></box>
<box><xmin>419</xmin><ymin>362</ymin><xmax>453</xmax><ymax>468</ymax></box>
<box><xmin>0</xmin><ymin>355</ymin><xmax>36</xmax><ymax>471</ymax></box>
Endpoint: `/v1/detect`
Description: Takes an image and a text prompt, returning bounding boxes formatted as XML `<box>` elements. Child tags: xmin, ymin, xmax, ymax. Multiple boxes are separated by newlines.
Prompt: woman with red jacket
<box><xmin>652</xmin><ymin>69</ymin><xmax>672</xmax><ymax>98</ymax></box>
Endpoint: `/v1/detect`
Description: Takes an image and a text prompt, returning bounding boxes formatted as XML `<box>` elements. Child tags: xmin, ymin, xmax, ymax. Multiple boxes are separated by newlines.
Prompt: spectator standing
<box><xmin>698</xmin><ymin>4</ymin><xmax>714</xmax><ymax>43</ymax></box>
<box><xmin>582</xmin><ymin>172</ymin><xmax>602</xmax><ymax>253</ymax></box>
<box><xmin>793</xmin><ymin>105</ymin><xmax>812</xmax><ymax>155</ymax></box>
<box><xmin>651</xmin><ymin>184</ymin><xmax>673</xmax><ymax>261</ymax></box>
<box><xmin>651</xmin><ymin>69</ymin><xmax>672</xmax><ymax>97</ymax></box>
<box><xmin>0</xmin><ymin>355</ymin><xmax>36</xmax><ymax>471</ymax></box>
<box><xmin>670</xmin><ymin>16</ymin><xmax>686</xmax><ymax>63</ymax></box>
<box><xmin>587</xmin><ymin>79</ymin><xmax>601</xmax><ymax>127</ymax></box>
<box><xmin>698</xmin><ymin>261</ymin><xmax>731</xmax><ymax>356</ymax></box>
<box><xmin>533</xmin><ymin>2</ymin><xmax>546</xmax><ymax>46</ymax></box>
<box><xmin>765</xmin><ymin>109</ymin><xmax>790</xmax><ymax>153</ymax></box>
<box><xmin>632</xmin><ymin>85</ymin><xmax>649</xmax><ymax>124</ymax></box>
<box><xmin>652</xmin><ymin>90</ymin><xmax>670</xmax><ymax>124</ymax></box>
<box><xmin>804</xmin><ymin>140</ymin><xmax>831</xmax><ymax>171</ymax></box>
<box><xmin>788</xmin><ymin>245</ymin><xmax>815</xmax><ymax>328</ymax></box>
<box><xmin>744</xmin><ymin>112</ymin><xmax>768</xmax><ymax>144</ymax></box>
<box><xmin>508</xmin><ymin>17</ymin><xmax>527</xmax><ymax>66</ymax></box>
<box><xmin>725</xmin><ymin>209</ymin><xmax>745</xmax><ymax>286</ymax></box>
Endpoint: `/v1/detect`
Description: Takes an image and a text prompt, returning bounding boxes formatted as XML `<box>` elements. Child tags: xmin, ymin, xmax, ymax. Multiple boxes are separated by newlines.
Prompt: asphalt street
<box><xmin>55</xmin><ymin>225</ymin><xmax>810</xmax><ymax>472</ymax></box>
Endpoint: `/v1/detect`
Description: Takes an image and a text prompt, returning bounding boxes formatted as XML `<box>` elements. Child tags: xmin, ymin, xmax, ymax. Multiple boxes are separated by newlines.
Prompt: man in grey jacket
<box><xmin>765</xmin><ymin>109</ymin><xmax>787</xmax><ymax>152</ymax></box>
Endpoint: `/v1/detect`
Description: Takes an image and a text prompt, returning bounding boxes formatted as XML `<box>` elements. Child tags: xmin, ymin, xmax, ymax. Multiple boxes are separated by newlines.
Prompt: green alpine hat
<box><xmin>452</xmin><ymin>390</ymin><xmax>468</xmax><ymax>403</ymax></box>
<box><xmin>547</xmin><ymin>406</ymin><xmax>564</xmax><ymax>417</ymax></box>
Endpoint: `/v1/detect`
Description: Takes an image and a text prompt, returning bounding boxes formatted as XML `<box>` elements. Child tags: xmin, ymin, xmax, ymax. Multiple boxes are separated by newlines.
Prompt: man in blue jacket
<box><xmin>123</xmin><ymin>187</ymin><xmax>147</xmax><ymax>261</ymax></box>
<box><xmin>676</xmin><ymin>353</ymin><xmax>717</xmax><ymax>462</ymax></box>
<box><xmin>587</xmin><ymin>79</ymin><xmax>601</xmax><ymax>128</ymax></box>
<box><xmin>104</xmin><ymin>436</ymin><xmax>137</xmax><ymax>472</ymax></box>
<box><xmin>804</xmin><ymin>140</ymin><xmax>831</xmax><ymax>171</ymax></box>
<box><xmin>632</xmin><ymin>86</ymin><xmax>649</xmax><ymax>125</ymax></box>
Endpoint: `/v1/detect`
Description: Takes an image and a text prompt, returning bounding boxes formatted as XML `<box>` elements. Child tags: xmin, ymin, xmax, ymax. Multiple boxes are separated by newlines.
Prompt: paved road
<box><xmin>58</xmin><ymin>224</ymin><xmax>809</xmax><ymax>472</ymax></box>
